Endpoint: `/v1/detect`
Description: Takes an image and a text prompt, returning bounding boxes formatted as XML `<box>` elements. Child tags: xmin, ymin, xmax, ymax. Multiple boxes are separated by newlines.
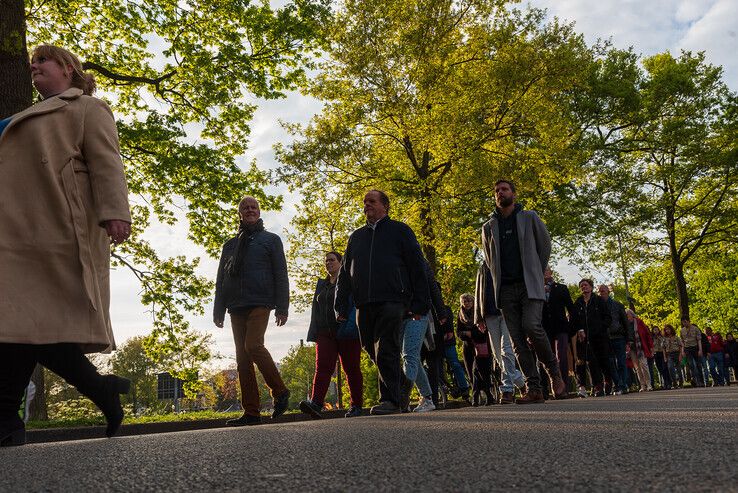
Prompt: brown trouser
<box><xmin>231</xmin><ymin>307</ymin><xmax>287</xmax><ymax>416</ymax></box>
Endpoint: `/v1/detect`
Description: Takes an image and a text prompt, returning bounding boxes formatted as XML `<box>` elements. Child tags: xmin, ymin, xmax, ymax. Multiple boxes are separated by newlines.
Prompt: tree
<box><xmin>279</xmin><ymin>342</ymin><xmax>316</xmax><ymax>408</ymax></box>
<box><xmin>109</xmin><ymin>336</ymin><xmax>158</xmax><ymax>414</ymax></box>
<box><xmin>572</xmin><ymin>52</ymin><xmax>738</xmax><ymax>320</ymax></box>
<box><xmin>1</xmin><ymin>0</ymin><xmax>331</xmax><ymax>399</ymax></box>
<box><xmin>276</xmin><ymin>0</ymin><xmax>618</xmax><ymax>307</ymax></box>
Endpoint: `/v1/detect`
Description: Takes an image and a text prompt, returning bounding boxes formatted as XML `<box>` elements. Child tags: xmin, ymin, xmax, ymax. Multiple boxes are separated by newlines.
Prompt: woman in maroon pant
<box><xmin>300</xmin><ymin>252</ymin><xmax>364</xmax><ymax>418</ymax></box>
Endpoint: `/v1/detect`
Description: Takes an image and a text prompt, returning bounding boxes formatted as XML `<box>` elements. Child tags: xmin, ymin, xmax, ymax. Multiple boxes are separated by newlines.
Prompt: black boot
<box><xmin>0</xmin><ymin>417</ymin><xmax>26</xmax><ymax>447</ymax></box>
<box><xmin>484</xmin><ymin>390</ymin><xmax>495</xmax><ymax>405</ymax></box>
<box><xmin>96</xmin><ymin>375</ymin><xmax>131</xmax><ymax>438</ymax></box>
<box><xmin>472</xmin><ymin>391</ymin><xmax>480</xmax><ymax>407</ymax></box>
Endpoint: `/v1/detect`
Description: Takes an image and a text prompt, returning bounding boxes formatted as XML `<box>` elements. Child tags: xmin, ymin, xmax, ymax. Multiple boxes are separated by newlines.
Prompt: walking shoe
<box><xmin>472</xmin><ymin>391</ymin><xmax>481</xmax><ymax>407</ymax></box>
<box><xmin>413</xmin><ymin>396</ymin><xmax>436</xmax><ymax>413</ymax></box>
<box><xmin>271</xmin><ymin>389</ymin><xmax>290</xmax><ymax>419</ymax></box>
<box><xmin>516</xmin><ymin>390</ymin><xmax>545</xmax><ymax>404</ymax></box>
<box><xmin>550</xmin><ymin>374</ymin><xmax>567</xmax><ymax>400</ymax></box>
<box><xmin>614</xmin><ymin>390</ymin><xmax>624</xmax><ymax>395</ymax></box>
<box><xmin>400</xmin><ymin>377</ymin><xmax>414</xmax><ymax>411</ymax></box>
<box><xmin>461</xmin><ymin>388</ymin><xmax>471</xmax><ymax>403</ymax></box>
<box><xmin>226</xmin><ymin>413</ymin><xmax>262</xmax><ymax>426</ymax></box>
<box><xmin>344</xmin><ymin>406</ymin><xmax>363</xmax><ymax>418</ymax></box>
<box><xmin>0</xmin><ymin>418</ymin><xmax>26</xmax><ymax>447</ymax></box>
<box><xmin>593</xmin><ymin>390</ymin><xmax>606</xmax><ymax>397</ymax></box>
<box><xmin>500</xmin><ymin>391</ymin><xmax>515</xmax><ymax>404</ymax></box>
<box><xmin>577</xmin><ymin>387</ymin><xmax>588</xmax><ymax>398</ymax></box>
<box><xmin>299</xmin><ymin>399</ymin><xmax>323</xmax><ymax>419</ymax></box>
<box><xmin>370</xmin><ymin>401</ymin><xmax>402</xmax><ymax>415</ymax></box>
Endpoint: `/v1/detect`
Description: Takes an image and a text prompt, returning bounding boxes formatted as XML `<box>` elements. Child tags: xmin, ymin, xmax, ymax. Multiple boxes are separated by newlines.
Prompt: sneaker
<box><xmin>226</xmin><ymin>413</ymin><xmax>261</xmax><ymax>426</ymax></box>
<box><xmin>344</xmin><ymin>406</ymin><xmax>363</xmax><ymax>418</ymax></box>
<box><xmin>516</xmin><ymin>390</ymin><xmax>545</xmax><ymax>404</ymax></box>
<box><xmin>370</xmin><ymin>401</ymin><xmax>402</xmax><ymax>415</ymax></box>
<box><xmin>413</xmin><ymin>397</ymin><xmax>436</xmax><ymax>413</ymax></box>
<box><xmin>271</xmin><ymin>390</ymin><xmax>290</xmax><ymax>419</ymax></box>
<box><xmin>500</xmin><ymin>391</ymin><xmax>515</xmax><ymax>404</ymax></box>
<box><xmin>577</xmin><ymin>387</ymin><xmax>588</xmax><ymax>398</ymax></box>
<box><xmin>299</xmin><ymin>399</ymin><xmax>322</xmax><ymax>419</ymax></box>
<box><xmin>614</xmin><ymin>390</ymin><xmax>624</xmax><ymax>396</ymax></box>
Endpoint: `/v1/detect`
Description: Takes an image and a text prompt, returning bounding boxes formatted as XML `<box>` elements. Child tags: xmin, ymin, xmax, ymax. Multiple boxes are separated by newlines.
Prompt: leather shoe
<box><xmin>100</xmin><ymin>375</ymin><xmax>131</xmax><ymax>438</ymax></box>
<box><xmin>272</xmin><ymin>390</ymin><xmax>290</xmax><ymax>419</ymax></box>
<box><xmin>551</xmin><ymin>374</ymin><xmax>567</xmax><ymax>400</ymax></box>
<box><xmin>499</xmin><ymin>391</ymin><xmax>515</xmax><ymax>404</ymax></box>
<box><xmin>0</xmin><ymin>418</ymin><xmax>26</xmax><ymax>447</ymax></box>
<box><xmin>299</xmin><ymin>399</ymin><xmax>322</xmax><ymax>419</ymax></box>
<box><xmin>516</xmin><ymin>390</ymin><xmax>545</xmax><ymax>404</ymax></box>
<box><xmin>226</xmin><ymin>413</ymin><xmax>261</xmax><ymax>426</ymax></box>
<box><xmin>370</xmin><ymin>401</ymin><xmax>401</xmax><ymax>415</ymax></box>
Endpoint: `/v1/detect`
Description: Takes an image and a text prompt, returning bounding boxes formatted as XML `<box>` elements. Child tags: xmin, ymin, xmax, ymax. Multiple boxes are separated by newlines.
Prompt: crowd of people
<box><xmin>1</xmin><ymin>45</ymin><xmax>735</xmax><ymax>450</ymax></box>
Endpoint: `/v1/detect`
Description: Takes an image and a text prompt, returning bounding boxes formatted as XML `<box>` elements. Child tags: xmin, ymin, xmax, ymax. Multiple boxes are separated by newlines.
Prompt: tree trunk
<box><xmin>0</xmin><ymin>0</ymin><xmax>33</xmax><ymax>118</ymax></box>
<box><xmin>418</xmin><ymin>190</ymin><xmax>438</xmax><ymax>275</ymax></box>
<box><xmin>29</xmin><ymin>366</ymin><xmax>47</xmax><ymax>421</ymax></box>
<box><xmin>666</xmin><ymin>203</ymin><xmax>690</xmax><ymax>320</ymax></box>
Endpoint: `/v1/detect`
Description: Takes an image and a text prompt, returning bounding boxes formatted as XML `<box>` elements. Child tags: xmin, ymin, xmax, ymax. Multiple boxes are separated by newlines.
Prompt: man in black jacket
<box><xmin>598</xmin><ymin>284</ymin><xmax>632</xmax><ymax>394</ymax></box>
<box><xmin>542</xmin><ymin>267</ymin><xmax>576</xmax><ymax>390</ymax></box>
<box><xmin>572</xmin><ymin>279</ymin><xmax>613</xmax><ymax>397</ymax></box>
<box><xmin>213</xmin><ymin>196</ymin><xmax>290</xmax><ymax>426</ymax></box>
<box><xmin>335</xmin><ymin>190</ymin><xmax>430</xmax><ymax>415</ymax></box>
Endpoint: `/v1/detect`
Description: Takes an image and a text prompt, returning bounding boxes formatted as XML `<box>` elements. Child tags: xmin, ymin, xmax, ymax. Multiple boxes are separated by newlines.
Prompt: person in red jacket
<box><xmin>626</xmin><ymin>310</ymin><xmax>653</xmax><ymax>391</ymax></box>
<box><xmin>705</xmin><ymin>327</ymin><xmax>726</xmax><ymax>386</ymax></box>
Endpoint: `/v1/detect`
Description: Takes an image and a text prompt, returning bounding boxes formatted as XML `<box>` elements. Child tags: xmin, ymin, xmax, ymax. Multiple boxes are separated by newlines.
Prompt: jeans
<box><xmin>609</xmin><ymin>337</ymin><xmax>628</xmax><ymax>392</ymax></box>
<box><xmin>683</xmin><ymin>347</ymin><xmax>704</xmax><ymax>387</ymax></box>
<box><xmin>667</xmin><ymin>351</ymin><xmax>683</xmax><ymax>387</ymax></box>
<box><xmin>499</xmin><ymin>282</ymin><xmax>560</xmax><ymax>393</ymax></box>
<box><xmin>701</xmin><ymin>355</ymin><xmax>711</xmax><ymax>386</ymax></box>
<box><xmin>708</xmin><ymin>352</ymin><xmax>726</xmax><ymax>386</ymax></box>
<box><xmin>401</xmin><ymin>316</ymin><xmax>432</xmax><ymax>397</ymax></box>
<box><xmin>443</xmin><ymin>344</ymin><xmax>470</xmax><ymax>391</ymax></box>
<box><xmin>356</xmin><ymin>302</ymin><xmax>406</xmax><ymax>406</ymax></box>
<box><xmin>485</xmin><ymin>315</ymin><xmax>525</xmax><ymax>393</ymax></box>
<box><xmin>312</xmin><ymin>332</ymin><xmax>363</xmax><ymax>407</ymax></box>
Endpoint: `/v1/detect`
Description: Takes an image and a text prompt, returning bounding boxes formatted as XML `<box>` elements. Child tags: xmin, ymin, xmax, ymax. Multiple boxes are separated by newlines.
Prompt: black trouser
<box><xmin>654</xmin><ymin>351</ymin><xmax>671</xmax><ymax>388</ymax></box>
<box><xmin>473</xmin><ymin>356</ymin><xmax>492</xmax><ymax>393</ymax></box>
<box><xmin>0</xmin><ymin>343</ymin><xmax>106</xmax><ymax>423</ymax></box>
<box><xmin>576</xmin><ymin>336</ymin><xmax>612</xmax><ymax>391</ymax></box>
<box><xmin>499</xmin><ymin>282</ymin><xmax>560</xmax><ymax>392</ymax></box>
<box><xmin>356</xmin><ymin>302</ymin><xmax>406</xmax><ymax>407</ymax></box>
<box><xmin>462</xmin><ymin>344</ymin><xmax>475</xmax><ymax>386</ymax></box>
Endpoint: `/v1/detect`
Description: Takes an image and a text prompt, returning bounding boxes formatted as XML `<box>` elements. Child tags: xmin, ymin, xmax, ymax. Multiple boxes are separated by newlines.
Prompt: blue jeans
<box><xmin>401</xmin><ymin>316</ymin><xmax>432</xmax><ymax>397</ymax></box>
<box><xmin>609</xmin><ymin>337</ymin><xmax>628</xmax><ymax>392</ymax></box>
<box><xmin>443</xmin><ymin>344</ymin><xmax>470</xmax><ymax>391</ymax></box>
<box><xmin>485</xmin><ymin>315</ymin><xmax>525</xmax><ymax>393</ymax></box>
<box><xmin>701</xmin><ymin>355</ymin><xmax>711</xmax><ymax>385</ymax></box>
<box><xmin>684</xmin><ymin>347</ymin><xmax>704</xmax><ymax>386</ymax></box>
<box><xmin>708</xmin><ymin>352</ymin><xmax>726</xmax><ymax>386</ymax></box>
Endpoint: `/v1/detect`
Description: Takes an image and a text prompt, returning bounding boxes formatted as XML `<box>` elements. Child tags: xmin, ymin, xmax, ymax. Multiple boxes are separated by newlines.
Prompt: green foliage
<box><xmin>276</xmin><ymin>0</ymin><xmax>620</xmax><ymax>309</ymax></box>
<box><xmin>279</xmin><ymin>343</ymin><xmax>317</xmax><ymax>408</ymax></box>
<box><xmin>109</xmin><ymin>336</ymin><xmax>158</xmax><ymax>414</ymax></box>
<box><xmin>21</xmin><ymin>0</ymin><xmax>331</xmax><ymax>392</ymax></box>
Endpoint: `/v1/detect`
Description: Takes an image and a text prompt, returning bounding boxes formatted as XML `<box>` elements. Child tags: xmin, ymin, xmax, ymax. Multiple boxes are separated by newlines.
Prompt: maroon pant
<box><xmin>311</xmin><ymin>332</ymin><xmax>363</xmax><ymax>408</ymax></box>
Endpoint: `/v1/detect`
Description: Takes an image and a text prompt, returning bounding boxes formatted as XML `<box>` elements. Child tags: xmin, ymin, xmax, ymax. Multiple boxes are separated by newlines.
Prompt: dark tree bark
<box><xmin>0</xmin><ymin>0</ymin><xmax>33</xmax><ymax>118</ymax></box>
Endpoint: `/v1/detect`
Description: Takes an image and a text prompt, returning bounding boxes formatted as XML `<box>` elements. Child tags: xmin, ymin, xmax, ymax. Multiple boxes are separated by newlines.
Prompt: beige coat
<box><xmin>0</xmin><ymin>88</ymin><xmax>131</xmax><ymax>352</ymax></box>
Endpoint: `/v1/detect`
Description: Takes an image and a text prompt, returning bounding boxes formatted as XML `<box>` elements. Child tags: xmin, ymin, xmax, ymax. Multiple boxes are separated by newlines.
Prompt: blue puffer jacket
<box><xmin>213</xmin><ymin>229</ymin><xmax>289</xmax><ymax>320</ymax></box>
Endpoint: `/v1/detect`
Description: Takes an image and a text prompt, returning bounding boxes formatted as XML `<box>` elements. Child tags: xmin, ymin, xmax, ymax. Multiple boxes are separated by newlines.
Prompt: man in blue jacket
<box><xmin>335</xmin><ymin>190</ymin><xmax>431</xmax><ymax>415</ymax></box>
<box><xmin>213</xmin><ymin>196</ymin><xmax>290</xmax><ymax>426</ymax></box>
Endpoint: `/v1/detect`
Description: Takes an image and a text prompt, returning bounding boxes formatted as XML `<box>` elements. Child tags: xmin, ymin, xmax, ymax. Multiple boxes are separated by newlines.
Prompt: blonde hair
<box><xmin>32</xmin><ymin>45</ymin><xmax>96</xmax><ymax>95</ymax></box>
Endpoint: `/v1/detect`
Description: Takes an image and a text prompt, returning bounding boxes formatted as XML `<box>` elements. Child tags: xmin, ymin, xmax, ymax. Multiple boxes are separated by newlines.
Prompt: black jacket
<box><xmin>213</xmin><ymin>229</ymin><xmax>289</xmax><ymax>320</ymax></box>
<box><xmin>306</xmin><ymin>278</ymin><xmax>357</xmax><ymax>342</ymax></box>
<box><xmin>542</xmin><ymin>281</ymin><xmax>575</xmax><ymax>338</ymax></box>
<box><xmin>335</xmin><ymin>216</ymin><xmax>430</xmax><ymax>316</ymax></box>
<box><xmin>572</xmin><ymin>295</ymin><xmax>612</xmax><ymax>340</ymax></box>
<box><xmin>605</xmin><ymin>297</ymin><xmax>631</xmax><ymax>341</ymax></box>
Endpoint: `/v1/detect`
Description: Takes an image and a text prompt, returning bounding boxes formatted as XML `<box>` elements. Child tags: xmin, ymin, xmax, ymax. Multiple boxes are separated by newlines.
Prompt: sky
<box><xmin>108</xmin><ymin>0</ymin><xmax>738</xmax><ymax>365</ymax></box>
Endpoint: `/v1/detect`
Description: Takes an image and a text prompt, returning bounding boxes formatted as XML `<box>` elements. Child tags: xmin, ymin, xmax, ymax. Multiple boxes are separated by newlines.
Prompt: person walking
<box><xmin>679</xmin><ymin>318</ymin><xmax>704</xmax><ymax>387</ymax></box>
<box><xmin>662</xmin><ymin>325</ymin><xmax>684</xmax><ymax>389</ymax></box>
<box><xmin>335</xmin><ymin>190</ymin><xmax>430</xmax><ymax>415</ymax></box>
<box><xmin>704</xmin><ymin>327</ymin><xmax>726</xmax><ymax>387</ymax></box>
<box><xmin>724</xmin><ymin>333</ymin><xmax>738</xmax><ymax>385</ymax></box>
<box><xmin>474</xmin><ymin>262</ymin><xmax>526</xmax><ymax>404</ymax></box>
<box><xmin>480</xmin><ymin>180</ymin><xmax>566</xmax><ymax>404</ymax></box>
<box><xmin>0</xmin><ymin>45</ymin><xmax>133</xmax><ymax>446</ymax></box>
<box><xmin>300</xmin><ymin>252</ymin><xmax>363</xmax><ymax>419</ymax></box>
<box><xmin>572</xmin><ymin>279</ymin><xmax>613</xmax><ymax>397</ymax></box>
<box><xmin>626</xmin><ymin>310</ymin><xmax>653</xmax><ymax>391</ymax></box>
<box><xmin>651</xmin><ymin>327</ymin><xmax>671</xmax><ymax>390</ymax></box>
<box><xmin>542</xmin><ymin>267</ymin><xmax>576</xmax><ymax>391</ymax></box>
<box><xmin>457</xmin><ymin>294</ymin><xmax>477</xmax><ymax>391</ymax></box>
<box><xmin>214</xmin><ymin>196</ymin><xmax>291</xmax><ymax>426</ymax></box>
<box><xmin>599</xmin><ymin>285</ymin><xmax>632</xmax><ymax>394</ymax></box>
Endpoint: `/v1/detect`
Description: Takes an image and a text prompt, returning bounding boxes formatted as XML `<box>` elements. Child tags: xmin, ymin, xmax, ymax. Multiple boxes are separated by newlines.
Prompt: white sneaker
<box><xmin>413</xmin><ymin>397</ymin><xmax>436</xmax><ymax>413</ymax></box>
<box><xmin>577</xmin><ymin>387</ymin><xmax>588</xmax><ymax>398</ymax></box>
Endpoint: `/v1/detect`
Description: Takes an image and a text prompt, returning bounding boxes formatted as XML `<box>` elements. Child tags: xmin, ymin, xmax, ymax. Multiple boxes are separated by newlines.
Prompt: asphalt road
<box><xmin>2</xmin><ymin>387</ymin><xmax>736</xmax><ymax>492</ymax></box>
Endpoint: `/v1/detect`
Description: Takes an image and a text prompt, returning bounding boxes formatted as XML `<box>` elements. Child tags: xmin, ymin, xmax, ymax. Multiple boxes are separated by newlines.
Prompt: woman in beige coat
<box><xmin>0</xmin><ymin>45</ymin><xmax>133</xmax><ymax>446</ymax></box>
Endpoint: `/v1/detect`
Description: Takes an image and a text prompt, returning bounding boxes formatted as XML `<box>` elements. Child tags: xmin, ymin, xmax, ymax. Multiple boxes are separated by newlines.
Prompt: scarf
<box><xmin>458</xmin><ymin>306</ymin><xmax>474</xmax><ymax>325</ymax></box>
<box><xmin>225</xmin><ymin>218</ymin><xmax>264</xmax><ymax>277</ymax></box>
